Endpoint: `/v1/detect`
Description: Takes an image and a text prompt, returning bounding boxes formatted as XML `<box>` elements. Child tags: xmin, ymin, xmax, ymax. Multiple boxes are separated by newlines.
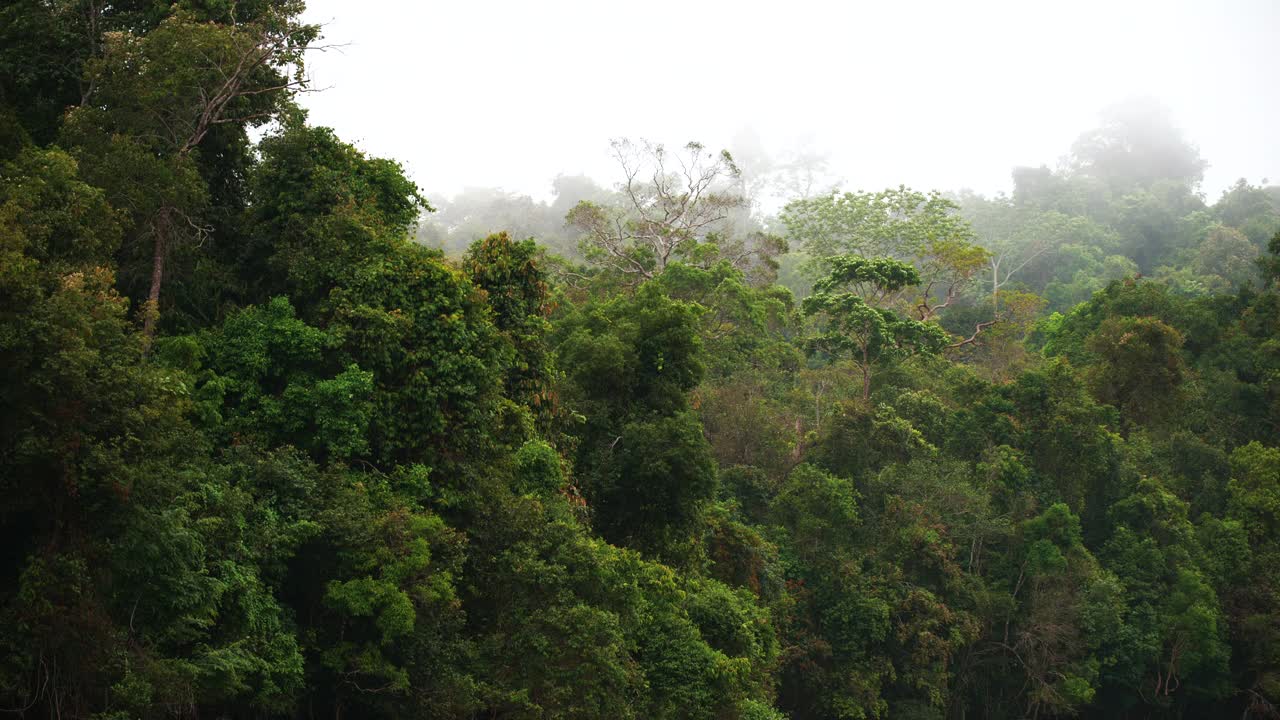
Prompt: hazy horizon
<box><xmin>298</xmin><ymin>0</ymin><xmax>1279</xmax><ymax>206</ymax></box>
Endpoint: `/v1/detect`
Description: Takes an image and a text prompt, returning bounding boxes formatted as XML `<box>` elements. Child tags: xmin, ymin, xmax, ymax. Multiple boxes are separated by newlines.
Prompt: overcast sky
<box><xmin>298</xmin><ymin>0</ymin><xmax>1279</xmax><ymax>206</ymax></box>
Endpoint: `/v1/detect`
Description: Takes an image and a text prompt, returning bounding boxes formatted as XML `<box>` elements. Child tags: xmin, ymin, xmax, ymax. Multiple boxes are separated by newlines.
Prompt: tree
<box><xmin>1190</xmin><ymin>224</ymin><xmax>1261</xmax><ymax>292</ymax></box>
<box><xmin>0</xmin><ymin>241</ymin><xmax>307</xmax><ymax>718</ymax></box>
<box><xmin>1213</xmin><ymin>179</ymin><xmax>1280</xmax><ymax>246</ymax></box>
<box><xmin>1099</xmin><ymin>478</ymin><xmax>1232</xmax><ymax>708</ymax></box>
<box><xmin>990</xmin><ymin>503</ymin><xmax>1118</xmax><ymax>719</ymax></box>
<box><xmin>418</xmin><ymin>187</ymin><xmax>578</xmax><ymax>257</ymax></box>
<box><xmin>1004</xmin><ymin>359</ymin><xmax>1123</xmax><ymax>526</ymax></box>
<box><xmin>801</xmin><ymin>256</ymin><xmax>950</xmax><ymax>400</ymax></box>
<box><xmin>1257</xmin><ymin>229</ymin><xmax>1280</xmax><ymax>288</ymax></box>
<box><xmin>463</xmin><ymin>232</ymin><xmax>555</xmax><ymax>414</ymax></box>
<box><xmin>1068</xmin><ymin>97</ymin><xmax>1208</xmax><ymax>195</ymax></box>
<box><xmin>567</xmin><ymin>139</ymin><xmax>781</xmax><ymax>281</ymax></box>
<box><xmin>726</xmin><ymin>128</ymin><xmax>839</xmax><ymax>218</ymax></box>
<box><xmin>64</xmin><ymin>7</ymin><xmax>317</xmax><ymax>338</ymax></box>
<box><xmin>769</xmin><ymin>464</ymin><xmax>891</xmax><ymax>720</ymax></box>
<box><xmin>0</xmin><ymin>146</ymin><xmax>121</xmax><ymax>270</ymax></box>
<box><xmin>244</xmin><ymin>125</ymin><xmax>508</xmax><ymax>471</ymax></box>
<box><xmin>962</xmin><ymin>196</ymin><xmax>1108</xmax><ymax>314</ymax></box>
<box><xmin>947</xmin><ymin>289</ymin><xmax>1047</xmax><ymax>381</ymax></box>
<box><xmin>1084</xmin><ymin>316</ymin><xmax>1188</xmax><ymax>431</ymax></box>
<box><xmin>187</xmin><ymin>296</ymin><xmax>375</xmax><ymax>463</ymax></box>
<box><xmin>1224</xmin><ymin>442</ymin><xmax>1280</xmax><ymax>715</ymax></box>
<box><xmin>781</xmin><ymin>185</ymin><xmax>975</xmax><ymax>264</ymax></box>
<box><xmin>914</xmin><ymin>237</ymin><xmax>992</xmax><ymax>323</ymax></box>
<box><xmin>246</xmin><ymin>123</ymin><xmax>424</xmax><ymax>306</ymax></box>
<box><xmin>1109</xmin><ymin>183</ymin><xmax>1206</xmax><ymax>273</ymax></box>
<box><xmin>554</xmin><ymin>284</ymin><xmax>716</xmax><ymax>563</ymax></box>
<box><xmin>785</xmin><ymin>186</ymin><xmax>993</xmax><ymax>343</ymax></box>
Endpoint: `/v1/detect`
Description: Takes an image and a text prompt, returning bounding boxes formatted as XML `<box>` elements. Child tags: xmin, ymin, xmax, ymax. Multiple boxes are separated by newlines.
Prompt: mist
<box><xmin>299</xmin><ymin>0</ymin><xmax>1279</xmax><ymax>205</ymax></box>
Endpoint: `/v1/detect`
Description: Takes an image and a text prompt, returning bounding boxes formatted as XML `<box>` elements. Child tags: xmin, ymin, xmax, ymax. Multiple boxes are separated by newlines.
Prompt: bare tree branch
<box><xmin>947</xmin><ymin>319</ymin><xmax>1000</xmax><ymax>350</ymax></box>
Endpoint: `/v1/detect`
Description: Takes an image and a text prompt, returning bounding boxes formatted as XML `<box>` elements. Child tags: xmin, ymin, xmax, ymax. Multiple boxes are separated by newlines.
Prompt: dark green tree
<box><xmin>801</xmin><ymin>256</ymin><xmax>950</xmax><ymax>399</ymax></box>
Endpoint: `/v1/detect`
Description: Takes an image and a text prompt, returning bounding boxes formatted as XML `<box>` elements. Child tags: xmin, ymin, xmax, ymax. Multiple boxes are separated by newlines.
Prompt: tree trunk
<box><xmin>860</xmin><ymin>349</ymin><xmax>871</xmax><ymax>401</ymax></box>
<box><xmin>991</xmin><ymin>260</ymin><xmax>1000</xmax><ymax>316</ymax></box>
<box><xmin>142</xmin><ymin>210</ymin><xmax>169</xmax><ymax>343</ymax></box>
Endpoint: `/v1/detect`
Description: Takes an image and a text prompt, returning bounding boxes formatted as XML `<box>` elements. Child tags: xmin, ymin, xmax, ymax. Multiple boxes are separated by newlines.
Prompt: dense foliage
<box><xmin>2</xmin><ymin>5</ymin><xmax>1278</xmax><ymax>720</ymax></box>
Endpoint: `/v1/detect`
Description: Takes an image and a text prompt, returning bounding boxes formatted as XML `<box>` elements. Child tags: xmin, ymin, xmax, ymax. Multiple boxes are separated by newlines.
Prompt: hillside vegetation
<box><xmin>2</xmin><ymin>3</ymin><xmax>1279</xmax><ymax>719</ymax></box>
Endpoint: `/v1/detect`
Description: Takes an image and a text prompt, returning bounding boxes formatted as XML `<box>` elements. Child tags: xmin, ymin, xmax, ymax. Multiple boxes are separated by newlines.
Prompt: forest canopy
<box><xmin>2</xmin><ymin>3</ymin><xmax>1279</xmax><ymax>720</ymax></box>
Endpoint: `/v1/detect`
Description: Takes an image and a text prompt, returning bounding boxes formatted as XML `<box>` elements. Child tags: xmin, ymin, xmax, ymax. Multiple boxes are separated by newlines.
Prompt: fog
<box><xmin>299</xmin><ymin>0</ymin><xmax>1278</xmax><ymax>205</ymax></box>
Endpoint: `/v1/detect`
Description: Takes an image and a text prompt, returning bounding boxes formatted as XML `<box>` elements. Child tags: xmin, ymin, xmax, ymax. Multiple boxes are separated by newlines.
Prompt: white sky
<box><xmin>299</xmin><ymin>0</ymin><xmax>1279</xmax><ymax>206</ymax></box>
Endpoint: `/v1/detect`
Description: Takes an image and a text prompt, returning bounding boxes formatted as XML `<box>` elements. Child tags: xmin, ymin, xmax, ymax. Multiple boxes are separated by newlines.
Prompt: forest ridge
<box><xmin>2</xmin><ymin>3</ymin><xmax>1279</xmax><ymax>720</ymax></box>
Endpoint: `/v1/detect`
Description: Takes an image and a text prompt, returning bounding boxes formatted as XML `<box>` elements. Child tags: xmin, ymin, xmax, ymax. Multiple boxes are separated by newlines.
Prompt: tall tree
<box><xmin>64</xmin><ymin>7</ymin><xmax>316</xmax><ymax>337</ymax></box>
<box><xmin>1068</xmin><ymin>97</ymin><xmax>1208</xmax><ymax>195</ymax></box>
<box><xmin>567</xmin><ymin>139</ymin><xmax>782</xmax><ymax>282</ymax></box>
<box><xmin>784</xmin><ymin>186</ymin><xmax>991</xmax><ymax>338</ymax></box>
<box><xmin>801</xmin><ymin>256</ymin><xmax>950</xmax><ymax>399</ymax></box>
<box><xmin>781</xmin><ymin>186</ymin><xmax>975</xmax><ymax>265</ymax></box>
